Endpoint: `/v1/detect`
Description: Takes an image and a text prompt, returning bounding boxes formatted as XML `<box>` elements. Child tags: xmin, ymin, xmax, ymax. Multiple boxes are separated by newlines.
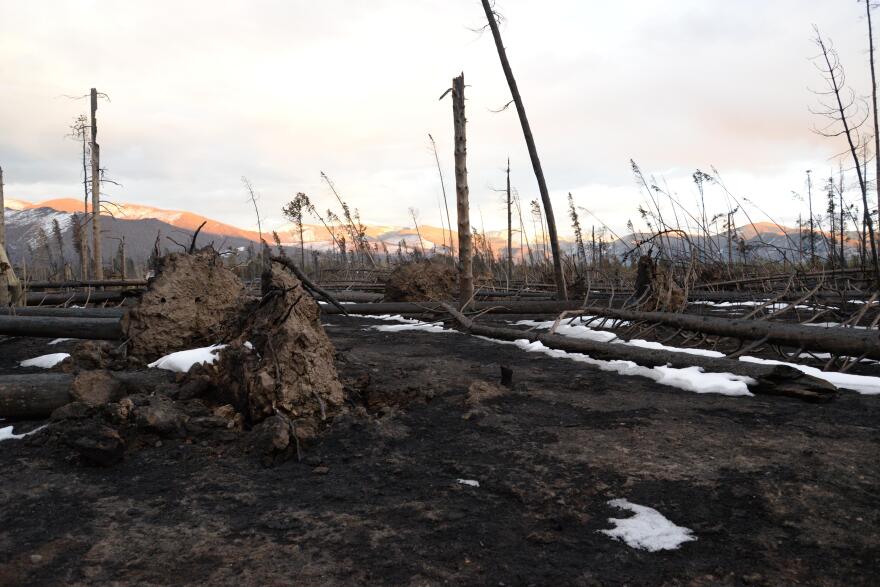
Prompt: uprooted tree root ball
<box><xmin>126</xmin><ymin>250</ymin><xmax>248</xmax><ymax>360</ymax></box>
<box><xmin>383</xmin><ymin>257</ymin><xmax>458</xmax><ymax>302</ymax></box>
<box><xmin>207</xmin><ymin>262</ymin><xmax>346</xmax><ymax>442</ymax></box>
<box><xmin>32</xmin><ymin>254</ymin><xmax>347</xmax><ymax>466</ymax></box>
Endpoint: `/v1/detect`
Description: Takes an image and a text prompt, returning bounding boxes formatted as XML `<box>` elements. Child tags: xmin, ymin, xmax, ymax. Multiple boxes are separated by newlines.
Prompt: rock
<box><xmin>103</xmin><ymin>398</ymin><xmax>134</xmax><ymax>424</ymax></box>
<box><xmin>70</xmin><ymin>371</ymin><xmax>125</xmax><ymax>407</ymax></box>
<box><xmin>133</xmin><ymin>396</ymin><xmax>187</xmax><ymax>437</ymax></box>
<box><xmin>312</xmin><ymin>465</ymin><xmax>329</xmax><ymax>475</ymax></box>
<box><xmin>50</xmin><ymin>401</ymin><xmax>93</xmax><ymax>421</ymax></box>
<box><xmin>68</xmin><ymin>341</ymin><xmax>116</xmax><ymax>370</ymax></box>
<box><xmin>67</xmin><ymin>425</ymin><xmax>126</xmax><ymax>466</ymax></box>
<box><xmin>250</xmin><ymin>415</ymin><xmax>291</xmax><ymax>455</ymax></box>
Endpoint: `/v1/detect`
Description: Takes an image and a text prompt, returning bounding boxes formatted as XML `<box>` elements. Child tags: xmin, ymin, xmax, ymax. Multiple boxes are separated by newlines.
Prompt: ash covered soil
<box><xmin>1</xmin><ymin>315</ymin><xmax>879</xmax><ymax>585</ymax></box>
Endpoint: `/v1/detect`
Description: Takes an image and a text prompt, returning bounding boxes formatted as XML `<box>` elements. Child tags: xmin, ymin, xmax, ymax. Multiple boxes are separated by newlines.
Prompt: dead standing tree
<box><xmin>89</xmin><ymin>88</ymin><xmax>103</xmax><ymax>281</ymax></box>
<box><xmin>0</xmin><ymin>165</ymin><xmax>5</xmax><ymax>250</ymax></box>
<box><xmin>811</xmin><ymin>28</ymin><xmax>880</xmax><ymax>286</ymax></box>
<box><xmin>479</xmin><ymin>0</ymin><xmax>566</xmax><ymax>299</ymax></box>
<box><xmin>444</xmin><ymin>74</ymin><xmax>474</xmax><ymax>307</ymax></box>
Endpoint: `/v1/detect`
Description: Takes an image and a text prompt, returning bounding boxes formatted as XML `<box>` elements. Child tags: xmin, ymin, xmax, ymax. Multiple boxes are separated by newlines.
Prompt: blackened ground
<box><xmin>1</xmin><ymin>316</ymin><xmax>879</xmax><ymax>585</ymax></box>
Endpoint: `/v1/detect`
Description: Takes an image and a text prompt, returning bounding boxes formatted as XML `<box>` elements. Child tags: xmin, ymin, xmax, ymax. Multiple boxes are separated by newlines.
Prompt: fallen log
<box><xmin>1</xmin><ymin>307</ymin><xmax>125</xmax><ymax>319</ymax></box>
<box><xmin>321</xmin><ymin>300</ymin><xmax>586</xmax><ymax>315</ymax></box>
<box><xmin>580</xmin><ymin>306</ymin><xmax>880</xmax><ymax>360</ymax></box>
<box><xmin>0</xmin><ymin>370</ymin><xmax>175</xmax><ymax>419</ymax></box>
<box><xmin>441</xmin><ymin>304</ymin><xmax>837</xmax><ymax>403</ymax></box>
<box><xmin>0</xmin><ymin>316</ymin><xmax>123</xmax><ymax>340</ymax></box>
<box><xmin>324</xmin><ymin>291</ymin><xmax>384</xmax><ymax>303</ymax></box>
<box><xmin>25</xmin><ymin>290</ymin><xmax>142</xmax><ymax>306</ymax></box>
<box><xmin>26</xmin><ymin>279</ymin><xmax>148</xmax><ymax>290</ymax></box>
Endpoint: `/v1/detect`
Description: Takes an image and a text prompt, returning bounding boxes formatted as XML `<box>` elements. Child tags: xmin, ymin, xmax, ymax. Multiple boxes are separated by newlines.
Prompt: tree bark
<box><xmin>90</xmin><ymin>88</ymin><xmax>104</xmax><ymax>281</ymax></box>
<box><xmin>452</xmin><ymin>74</ymin><xmax>474</xmax><ymax>308</ymax></box>
<box><xmin>479</xmin><ymin>0</ymin><xmax>566</xmax><ymax>300</ymax></box>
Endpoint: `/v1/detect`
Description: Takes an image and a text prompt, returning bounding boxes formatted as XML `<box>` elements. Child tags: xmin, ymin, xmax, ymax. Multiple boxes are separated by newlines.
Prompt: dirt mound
<box><xmin>209</xmin><ymin>261</ymin><xmax>345</xmax><ymax>441</ymax></box>
<box><xmin>384</xmin><ymin>258</ymin><xmax>457</xmax><ymax>302</ymax></box>
<box><xmin>126</xmin><ymin>250</ymin><xmax>246</xmax><ymax>360</ymax></box>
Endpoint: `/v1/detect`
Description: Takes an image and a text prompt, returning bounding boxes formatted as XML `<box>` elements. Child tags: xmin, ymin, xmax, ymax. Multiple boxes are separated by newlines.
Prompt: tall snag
<box><xmin>451</xmin><ymin>73</ymin><xmax>474</xmax><ymax>307</ymax></box>
<box><xmin>479</xmin><ymin>0</ymin><xmax>566</xmax><ymax>299</ymax></box>
<box><xmin>89</xmin><ymin>88</ymin><xmax>104</xmax><ymax>281</ymax></box>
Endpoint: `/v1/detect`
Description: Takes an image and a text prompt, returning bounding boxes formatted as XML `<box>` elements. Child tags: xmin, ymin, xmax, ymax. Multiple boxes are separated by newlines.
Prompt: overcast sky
<box><xmin>0</xmin><ymin>0</ymin><xmax>874</xmax><ymax>236</ymax></box>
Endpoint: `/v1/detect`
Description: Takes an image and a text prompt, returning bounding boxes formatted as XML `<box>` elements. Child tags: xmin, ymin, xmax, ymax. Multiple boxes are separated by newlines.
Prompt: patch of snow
<box><xmin>456</xmin><ymin>479</ymin><xmax>480</xmax><ymax>487</ymax></box>
<box><xmin>47</xmin><ymin>338</ymin><xmax>75</xmax><ymax>345</ymax></box>
<box><xmin>802</xmin><ymin>322</ymin><xmax>872</xmax><ymax>330</ymax></box>
<box><xmin>516</xmin><ymin>319</ymin><xmax>725</xmax><ymax>358</ymax></box>
<box><xmin>19</xmin><ymin>353</ymin><xmax>70</xmax><ymax>368</ymax></box>
<box><xmin>148</xmin><ymin>345</ymin><xmax>227</xmax><ymax>372</ymax></box>
<box><xmin>357</xmin><ymin>313</ymin><xmax>453</xmax><ymax>334</ymax></box>
<box><xmin>600</xmin><ymin>498</ymin><xmax>696</xmax><ymax>552</ymax></box>
<box><xmin>513</xmin><ymin>339</ymin><xmax>753</xmax><ymax>397</ymax></box>
<box><xmin>371</xmin><ymin>322</ymin><xmax>451</xmax><ymax>334</ymax></box>
<box><xmin>739</xmin><ymin>356</ymin><xmax>880</xmax><ymax>395</ymax></box>
<box><xmin>0</xmin><ymin>424</ymin><xmax>48</xmax><ymax>442</ymax></box>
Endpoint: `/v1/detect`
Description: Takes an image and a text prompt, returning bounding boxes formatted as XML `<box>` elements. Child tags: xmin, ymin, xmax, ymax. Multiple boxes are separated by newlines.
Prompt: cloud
<box><xmin>0</xmin><ymin>0</ymin><xmax>873</xmax><ymax>237</ymax></box>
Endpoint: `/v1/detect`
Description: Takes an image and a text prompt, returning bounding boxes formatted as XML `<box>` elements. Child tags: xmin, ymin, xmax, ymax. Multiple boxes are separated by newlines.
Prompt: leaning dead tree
<box><xmin>479</xmin><ymin>0</ymin><xmax>566</xmax><ymax>300</ymax></box>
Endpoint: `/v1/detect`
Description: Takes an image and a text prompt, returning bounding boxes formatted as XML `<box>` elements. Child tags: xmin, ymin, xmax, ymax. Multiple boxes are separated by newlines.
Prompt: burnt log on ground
<box><xmin>0</xmin><ymin>370</ymin><xmax>175</xmax><ymax>419</ymax></box>
<box><xmin>580</xmin><ymin>306</ymin><xmax>880</xmax><ymax>360</ymax></box>
<box><xmin>26</xmin><ymin>279</ymin><xmax>149</xmax><ymax>290</ymax></box>
<box><xmin>0</xmin><ymin>316</ymin><xmax>123</xmax><ymax>340</ymax></box>
<box><xmin>25</xmin><ymin>290</ymin><xmax>143</xmax><ymax>306</ymax></box>
<box><xmin>321</xmin><ymin>300</ymin><xmax>587</xmax><ymax>316</ymax></box>
<box><xmin>1</xmin><ymin>307</ymin><xmax>125</xmax><ymax>319</ymax></box>
<box><xmin>441</xmin><ymin>305</ymin><xmax>837</xmax><ymax>403</ymax></box>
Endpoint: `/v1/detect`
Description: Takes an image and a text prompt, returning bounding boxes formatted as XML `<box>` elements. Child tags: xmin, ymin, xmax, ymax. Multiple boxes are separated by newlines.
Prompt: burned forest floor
<box><xmin>1</xmin><ymin>314</ymin><xmax>879</xmax><ymax>585</ymax></box>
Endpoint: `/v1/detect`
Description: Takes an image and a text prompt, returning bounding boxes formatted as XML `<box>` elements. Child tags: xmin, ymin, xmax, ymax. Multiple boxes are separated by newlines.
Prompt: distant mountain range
<box><xmin>1</xmin><ymin>197</ymin><xmax>863</xmax><ymax>269</ymax></box>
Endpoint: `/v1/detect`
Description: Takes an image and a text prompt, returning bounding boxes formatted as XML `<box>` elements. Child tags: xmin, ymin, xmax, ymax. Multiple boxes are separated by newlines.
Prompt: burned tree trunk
<box><xmin>90</xmin><ymin>88</ymin><xmax>104</xmax><ymax>281</ymax></box>
<box><xmin>0</xmin><ymin>370</ymin><xmax>176</xmax><ymax>419</ymax></box>
<box><xmin>479</xmin><ymin>0</ymin><xmax>566</xmax><ymax>300</ymax></box>
<box><xmin>452</xmin><ymin>74</ymin><xmax>473</xmax><ymax>308</ymax></box>
<box><xmin>506</xmin><ymin>158</ymin><xmax>513</xmax><ymax>286</ymax></box>
<box><xmin>0</xmin><ymin>374</ymin><xmax>72</xmax><ymax>419</ymax></box>
<box><xmin>581</xmin><ymin>305</ymin><xmax>880</xmax><ymax>360</ymax></box>
<box><xmin>442</xmin><ymin>305</ymin><xmax>837</xmax><ymax>403</ymax></box>
<box><xmin>0</xmin><ymin>315</ymin><xmax>123</xmax><ymax>340</ymax></box>
<box><xmin>0</xmin><ymin>165</ymin><xmax>5</xmax><ymax>250</ymax></box>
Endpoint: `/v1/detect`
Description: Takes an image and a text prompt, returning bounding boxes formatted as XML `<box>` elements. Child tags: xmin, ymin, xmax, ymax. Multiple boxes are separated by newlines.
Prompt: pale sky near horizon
<box><xmin>0</xmin><ymin>0</ymin><xmax>874</xmax><ymax>238</ymax></box>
